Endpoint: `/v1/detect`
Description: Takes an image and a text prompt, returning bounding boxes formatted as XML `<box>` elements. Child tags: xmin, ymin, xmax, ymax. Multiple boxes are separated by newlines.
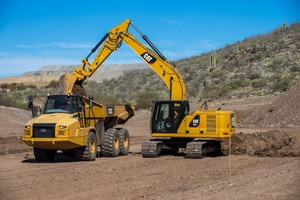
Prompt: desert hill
<box><xmin>87</xmin><ymin>23</ymin><xmax>300</xmax><ymax>103</ymax></box>
<box><xmin>0</xmin><ymin>63</ymin><xmax>147</xmax><ymax>85</ymax></box>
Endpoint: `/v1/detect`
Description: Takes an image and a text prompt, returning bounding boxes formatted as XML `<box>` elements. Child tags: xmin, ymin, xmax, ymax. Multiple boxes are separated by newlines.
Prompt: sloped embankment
<box><xmin>239</xmin><ymin>80</ymin><xmax>300</xmax><ymax>128</ymax></box>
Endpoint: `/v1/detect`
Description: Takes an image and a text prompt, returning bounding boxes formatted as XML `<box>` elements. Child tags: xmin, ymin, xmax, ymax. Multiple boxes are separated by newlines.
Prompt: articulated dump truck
<box><xmin>22</xmin><ymin>94</ymin><xmax>135</xmax><ymax>161</ymax></box>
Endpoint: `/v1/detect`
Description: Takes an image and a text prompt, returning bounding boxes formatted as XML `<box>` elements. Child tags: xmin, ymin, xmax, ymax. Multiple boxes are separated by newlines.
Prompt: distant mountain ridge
<box><xmin>0</xmin><ymin>63</ymin><xmax>148</xmax><ymax>84</ymax></box>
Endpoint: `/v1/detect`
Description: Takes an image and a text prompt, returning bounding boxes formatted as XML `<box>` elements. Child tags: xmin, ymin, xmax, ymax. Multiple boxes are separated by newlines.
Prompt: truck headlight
<box><xmin>24</xmin><ymin>125</ymin><xmax>31</xmax><ymax>129</ymax></box>
<box><xmin>24</xmin><ymin>125</ymin><xmax>31</xmax><ymax>136</ymax></box>
<box><xmin>59</xmin><ymin>125</ymin><xmax>67</xmax><ymax>129</ymax></box>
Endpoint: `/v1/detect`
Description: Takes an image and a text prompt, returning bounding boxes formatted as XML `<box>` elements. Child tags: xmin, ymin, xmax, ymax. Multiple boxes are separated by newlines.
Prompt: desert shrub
<box><xmin>200</xmin><ymin>84</ymin><xmax>230</xmax><ymax>99</ymax></box>
<box><xmin>47</xmin><ymin>80</ymin><xmax>60</xmax><ymax>88</ymax></box>
<box><xmin>290</xmin><ymin>66</ymin><xmax>300</xmax><ymax>72</ymax></box>
<box><xmin>93</xmin><ymin>94</ymin><xmax>120</xmax><ymax>105</ymax></box>
<box><xmin>251</xmin><ymin>79</ymin><xmax>268</xmax><ymax>89</ymax></box>
<box><xmin>210</xmin><ymin>70</ymin><xmax>224</xmax><ymax>79</ymax></box>
<box><xmin>0</xmin><ymin>93</ymin><xmax>27</xmax><ymax>109</ymax></box>
<box><xmin>229</xmin><ymin>77</ymin><xmax>248</xmax><ymax>90</ymax></box>
<box><xmin>270</xmin><ymin>74</ymin><xmax>291</xmax><ymax>92</ymax></box>
<box><xmin>247</xmin><ymin>72</ymin><xmax>261</xmax><ymax>80</ymax></box>
<box><xmin>135</xmin><ymin>90</ymin><xmax>163</xmax><ymax>110</ymax></box>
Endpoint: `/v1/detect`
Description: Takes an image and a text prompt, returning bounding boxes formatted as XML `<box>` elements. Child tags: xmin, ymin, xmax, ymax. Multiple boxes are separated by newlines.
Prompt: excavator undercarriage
<box><xmin>141</xmin><ymin>139</ymin><xmax>222</xmax><ymax>158</ymax></box>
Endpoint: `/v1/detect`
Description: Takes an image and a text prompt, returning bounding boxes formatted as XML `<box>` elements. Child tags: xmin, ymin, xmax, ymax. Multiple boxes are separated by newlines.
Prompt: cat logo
<box><xmin>141</xmin><ymin>52</ymin><xmax>157</xmax><ymax>64</ymax></box>
<box><xmin>106</xmin><ymin>107</ymin><xmax>114</xmax><ymax>115</ymax></box>
<box><xmin>189</xmin><ymin>115</ymin><xmax>200</xmax><ymax>127</ymax></box>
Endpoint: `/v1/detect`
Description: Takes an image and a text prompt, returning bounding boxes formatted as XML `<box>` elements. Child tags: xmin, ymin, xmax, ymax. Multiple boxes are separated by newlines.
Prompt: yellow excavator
<box><xmin>60</xmin><ymin>19</ymin><xmax>236</xmax><ymax>158</ymax></box>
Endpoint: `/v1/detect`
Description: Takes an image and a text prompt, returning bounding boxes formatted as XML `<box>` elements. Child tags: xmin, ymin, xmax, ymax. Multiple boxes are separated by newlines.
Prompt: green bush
<box><xmin>290</xmin><ymin>66</ymin><xmax>300</xmax><ymax>72</ymax></box>
<box><xmin>0</xmin><ymin>93</ymin><xmax>27</xmax><ymax>109</ymax></box>
<box><xmin>47</xmin><ymin>80</ymin><xmax>60</xmax><ymax>88</ymax></box>
<box><xmin>135</xmin><ymin>91</ymin><xmax>162</xmax><ymax>110</ymax></box>
<box><xmin>251</xmin><ymin>79</ymin><xmax>268</xmax><ymax>89</ymax></box>
<box><xmin>270</xmin><ymin>74</ymin><xmax>291</xmax><ymax>92</ymax></box>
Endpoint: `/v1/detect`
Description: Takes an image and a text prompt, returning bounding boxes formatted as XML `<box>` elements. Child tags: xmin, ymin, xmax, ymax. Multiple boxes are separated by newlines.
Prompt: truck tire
<box><xmin>34</xmin><ymin>147</ymin><xmax>56</xmax><ymax>161</ymax></box>
<box><xmin>118</xmin><ymin>128</ymin><xmax>130</xmax><ymax>155</ymax></box>
<box><xmin>101</xmin><ymin>128</ymin><xmax>120</xmax><ymax>157</ymax></box>
<box><xmin>75</xmin><ymin>132</ymin><xmax>97</xmax><ymax>161</ymax></box>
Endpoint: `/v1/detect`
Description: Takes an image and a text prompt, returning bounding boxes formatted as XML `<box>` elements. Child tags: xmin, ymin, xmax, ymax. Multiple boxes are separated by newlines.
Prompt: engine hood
<box><xmin>30</xmin><ymin>113</ymin><xmax>75</xmax><ymax>125</ymax></box>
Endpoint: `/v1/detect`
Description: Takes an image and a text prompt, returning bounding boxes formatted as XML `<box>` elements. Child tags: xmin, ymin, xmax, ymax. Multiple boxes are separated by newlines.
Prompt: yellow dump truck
<box><xmin>22</xmin><ymin>94</ymin><xmax>134</xmax><ymax>161</ymax></box>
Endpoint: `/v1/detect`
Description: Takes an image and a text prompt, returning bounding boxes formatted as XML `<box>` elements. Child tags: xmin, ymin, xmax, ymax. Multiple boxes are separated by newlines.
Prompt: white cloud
<box><xmin>16</xmin><ymin>42</ymin><xmax>93</xmax><ymax>49</ymax></box>
<box><xmin>51</xmin><ymin>42</ymin><xmax>93</xmax><ymax>49</ymax></box>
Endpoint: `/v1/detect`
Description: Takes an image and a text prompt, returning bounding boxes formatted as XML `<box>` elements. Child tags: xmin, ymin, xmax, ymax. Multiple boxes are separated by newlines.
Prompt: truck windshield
<box><xmin>44</xmin><ymin>96</ymin><xmax>71</xmax><ymax>114</ymax></box>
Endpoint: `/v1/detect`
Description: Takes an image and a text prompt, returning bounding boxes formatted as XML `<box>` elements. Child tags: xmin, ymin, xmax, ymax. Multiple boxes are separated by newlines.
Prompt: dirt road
<box><xmin>1</xmin><ymin>149</ymin><xmax>299</xmax><ymax>200</ymax></box>
<box><xmin>0</xmin><ymin>97</ymin><xmax>299</xmax><ymax>199</ymax></box>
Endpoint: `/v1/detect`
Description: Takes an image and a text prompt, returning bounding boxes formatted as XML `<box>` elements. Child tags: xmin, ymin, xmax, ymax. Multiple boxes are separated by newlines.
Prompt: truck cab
<box><xmin>44</xmin><ymin>94</ymin><xmax>83</xmax><ymax>115</ymax></box>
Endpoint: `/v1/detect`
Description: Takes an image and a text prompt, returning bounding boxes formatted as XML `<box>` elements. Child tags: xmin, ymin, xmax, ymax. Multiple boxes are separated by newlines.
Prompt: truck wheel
<box><xmin>34</xmin><ymin>147</ymin><xmax>56</xmax><ymax>161</ymax></box>
<box><xmin>75</xmin><ymin>132</ymin><xmax>97</xmax><ymax>161</ymax></box>
<box><xmin>118</xmin><ymin>128</ymin><xmax>130</xmax><ymax>155</ymax></box>
<box><xmin>101</xmin><ymin>128</ymin><xmax>120</xmax><ymax>157</ymax></box>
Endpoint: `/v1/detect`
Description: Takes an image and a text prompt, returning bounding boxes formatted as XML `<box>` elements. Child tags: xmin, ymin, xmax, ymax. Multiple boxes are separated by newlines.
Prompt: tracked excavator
<box><xmin>59</xmin><ymin>19</ymin><xmax>236</xmax><ymax>159</ymax></box>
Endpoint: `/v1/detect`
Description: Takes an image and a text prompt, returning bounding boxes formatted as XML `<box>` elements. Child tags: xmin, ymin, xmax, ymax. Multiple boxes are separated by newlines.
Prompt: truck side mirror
<box><xmin>33</xmin><ymin>106</ymin><xmax>42</xmax><ymax>117</ymax></box>
<box><xmin>28</xmin><ymin>95</ymin><xmax>33</xmax><ymax>110</ymax></box>
<box><xmin>28</xmin><ymin>95</ymin><xmax>42</xmax><ymax>118</ymax></box>
<box><xmin>89</xmin><ymin>96</ymin><xmax>93</xmax><ymax>108</ymax></box>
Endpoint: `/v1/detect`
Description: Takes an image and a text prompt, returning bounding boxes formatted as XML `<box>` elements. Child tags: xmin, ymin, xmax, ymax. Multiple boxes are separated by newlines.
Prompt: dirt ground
<box><xmin>0</xmin><ymin>91</ymin><xmax>300</xmax><ymax>199</ymax></box>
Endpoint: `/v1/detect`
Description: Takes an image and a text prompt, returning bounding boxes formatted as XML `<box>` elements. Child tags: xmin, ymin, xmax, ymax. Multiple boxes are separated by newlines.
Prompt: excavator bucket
<box><xmin>59</xmin><ymin>73</ymin><xmax>78</xmax><ymax>94</ymax></box>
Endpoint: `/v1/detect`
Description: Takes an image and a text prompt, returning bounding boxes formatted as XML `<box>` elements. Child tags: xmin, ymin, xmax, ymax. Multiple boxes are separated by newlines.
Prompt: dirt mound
<box><xmin>0</xmin><ymin>136</ymin><xmax>31</xmax><ymax>155</ymax></box>
<box><xmin>72</xmin><ymin>84</ymin><xmax>86</xmax><ymax>96</ymax></box>
<box><xmin>239</xmin><ymin>80</ymin><xmax>300</xmax><ymax>128</ymax></box>
<box><xmin>222</xmin><ymin>130</ymin><xmax>300</xmax><ymax>157</ymax></box>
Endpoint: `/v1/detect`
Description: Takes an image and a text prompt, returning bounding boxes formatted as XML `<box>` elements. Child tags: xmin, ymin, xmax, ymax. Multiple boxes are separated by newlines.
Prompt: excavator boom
<box><xmin>60</xmin><ymin>19</ymin><xmax>186</xmax><ymax>100</ymax></box>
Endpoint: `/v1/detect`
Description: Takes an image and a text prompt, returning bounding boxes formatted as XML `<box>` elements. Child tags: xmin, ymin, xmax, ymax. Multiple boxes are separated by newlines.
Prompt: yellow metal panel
<box><xmin>152</xmin><ymin>110</ymin><xmax>236</xmax><ymax>139</ymax></box>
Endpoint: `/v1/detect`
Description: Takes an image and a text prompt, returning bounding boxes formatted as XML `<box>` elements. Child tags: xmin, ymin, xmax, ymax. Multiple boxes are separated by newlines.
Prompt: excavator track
<box><xmin>141</xmin><ymin>141</ymin><xmax>162</xmax><ymax>158</ymax></box>
<box><xmin>185</xmin><ymin>141</ymin><xmax>206</xmax><ymax>158</ymax></box>
<box><xmin>186</xmin><ymin>140</ymin><xmax>222</xmax><ymax>159</ymax></box>
<box><xmin>141</xmin><ymin>139</ymin><xmax>222</xmax><ymax>159</ymax></box>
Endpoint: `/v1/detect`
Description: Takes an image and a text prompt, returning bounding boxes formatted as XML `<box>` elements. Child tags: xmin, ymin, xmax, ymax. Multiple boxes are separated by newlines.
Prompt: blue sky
<box><xmin>0</xmin><ymin>0</ymin><xmax>299</xmax><ymax>77</ymax></box>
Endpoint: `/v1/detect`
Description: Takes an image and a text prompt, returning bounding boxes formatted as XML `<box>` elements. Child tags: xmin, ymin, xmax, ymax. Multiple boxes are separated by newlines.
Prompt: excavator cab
<box><xmin>151</xmin><ymin>100</ymin><xmax>189</xmax><ymax>133</ymax></box>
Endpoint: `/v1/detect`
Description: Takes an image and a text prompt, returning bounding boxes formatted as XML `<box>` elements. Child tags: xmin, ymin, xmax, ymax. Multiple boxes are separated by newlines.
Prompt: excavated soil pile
<box><xmin>239</xmin><ymin>80</ymin><xmax>300</xmax><ymax>128</ymax></box>
<box><xmin>221</xmin><ymin>130</ymin><xmax>300</xmax><ymax>157</ymax></box>
<box><xmin>72</xmin><ymin>84</ymin><xmax>86</xmax><ymax>96</ymax></box>
<box><xmin>0</xmin><ymin>136</ymin><xmax>31</xmax><ymax>155</ymax></box>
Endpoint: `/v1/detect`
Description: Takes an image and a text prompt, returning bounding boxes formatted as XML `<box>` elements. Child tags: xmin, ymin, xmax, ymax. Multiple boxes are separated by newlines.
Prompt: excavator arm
<box><xmin>60</xmin><ymin>19</ymin><xmax>186</xmax><ymax>101</ymax></box>
<box><xmin>60</xmin><ymin>19</ymin><xmax>131</xmax><ymax>94</ymax></box>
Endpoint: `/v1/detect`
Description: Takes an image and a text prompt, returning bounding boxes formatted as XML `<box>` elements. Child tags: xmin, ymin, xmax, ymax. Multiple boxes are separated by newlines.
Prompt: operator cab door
<box><xmin>71</xmin><ymin>95</ymin><xmax>85</xmax><ymax>127</ymax></box>
<box><xmin>151</xmin><ymin>101</ymin><xmax>189</xmax><ymax>133</ymax></box>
